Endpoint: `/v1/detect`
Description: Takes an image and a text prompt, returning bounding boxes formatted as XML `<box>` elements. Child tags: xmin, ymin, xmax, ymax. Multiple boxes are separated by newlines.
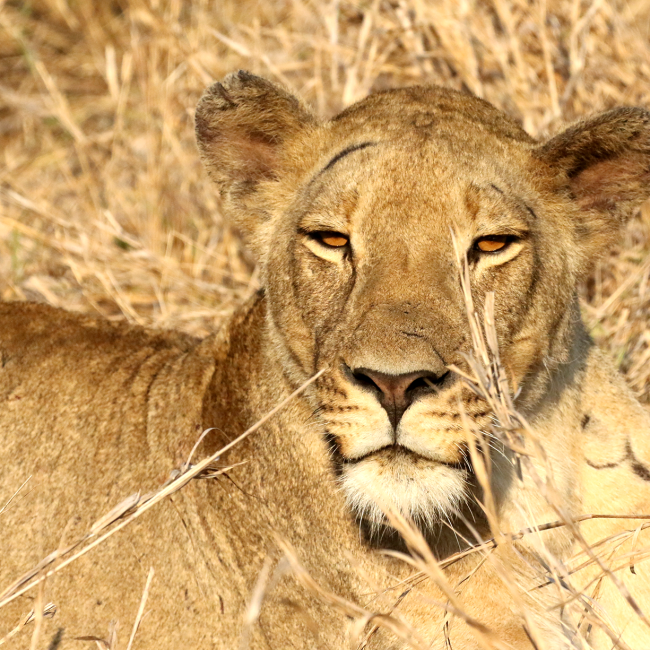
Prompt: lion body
<box><xmin>0</xmin><ymin>301</ymin><xmax>533</xmax><ymax>649</ymax></box>
<box><xmin>2</xmin><ymin>75</ymin><xmax>650</xmax><ymax>648</ymax></box>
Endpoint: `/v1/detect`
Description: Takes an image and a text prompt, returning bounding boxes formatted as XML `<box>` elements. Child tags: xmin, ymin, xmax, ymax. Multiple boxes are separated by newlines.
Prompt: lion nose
<box><xmin>351</xmin><ymin>368</ymin><xmax>448</xmax><ymax>429</ymax></box>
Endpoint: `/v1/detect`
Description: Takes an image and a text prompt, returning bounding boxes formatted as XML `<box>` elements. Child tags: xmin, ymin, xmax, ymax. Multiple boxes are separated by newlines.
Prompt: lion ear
<box><xmin>195</xmin><ymin>71</ymin><xmax>317</xmax><ymax>248</ymax></box>
<box><xmin>535</xmin><ymin>108</ymin><xmax>650</xmax><ymax>254</ymax></box>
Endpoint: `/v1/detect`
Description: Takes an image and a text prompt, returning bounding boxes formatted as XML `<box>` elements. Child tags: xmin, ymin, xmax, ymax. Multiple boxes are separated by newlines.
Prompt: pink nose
<box><xmin>351</xmin><ymin>368</ymin><xmax>448</xmax><ymax>429</ymax></box>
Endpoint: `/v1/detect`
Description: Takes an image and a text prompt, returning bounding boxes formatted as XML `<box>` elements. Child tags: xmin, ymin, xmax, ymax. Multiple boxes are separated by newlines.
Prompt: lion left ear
<box><xmin>535</xmin><ymin>107</ymin><xmax>650</xmax><ymax>248</ymax></box>
<box><xmin>195</xmin><ymin>71</ymin><xmax>318</xmax><ymax>255</ymax></box>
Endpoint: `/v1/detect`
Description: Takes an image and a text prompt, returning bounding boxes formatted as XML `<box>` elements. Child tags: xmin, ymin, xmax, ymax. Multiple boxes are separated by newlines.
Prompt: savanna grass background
<box><xmin>1</xmin><ymin>0</ymin><xmax>649</xmax><ymax>406</ymax></box>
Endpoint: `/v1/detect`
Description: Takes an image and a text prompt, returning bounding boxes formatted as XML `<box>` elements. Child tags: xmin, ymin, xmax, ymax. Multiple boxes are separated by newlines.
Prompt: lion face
<box><xmin>263</xmin><ymin>137</ymin><xmax>574</xmax><ymax>528</ymax></box>
<box><xmin>196</xmin><ymin>72</ymin><xmax>650</xmax><ymax>532</ymax></box>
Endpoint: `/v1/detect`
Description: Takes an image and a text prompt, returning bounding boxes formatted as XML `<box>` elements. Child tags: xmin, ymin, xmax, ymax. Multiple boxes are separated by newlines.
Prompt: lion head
<box><xmin>195</xmin><ymin>72</ymin><xmax>650</xmax><ymax>537</ymax></box>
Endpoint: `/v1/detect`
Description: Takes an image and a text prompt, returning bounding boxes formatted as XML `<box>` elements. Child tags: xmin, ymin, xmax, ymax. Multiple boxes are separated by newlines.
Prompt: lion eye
<box><xmin>313</xmin><ymin>232</ymin><xmax>349</xmax><ymax>248</ymax></box>
<box><xmin>475</xmin><ymin>236</ymin><xmax>510</xmax><ymax>253</ymax></box>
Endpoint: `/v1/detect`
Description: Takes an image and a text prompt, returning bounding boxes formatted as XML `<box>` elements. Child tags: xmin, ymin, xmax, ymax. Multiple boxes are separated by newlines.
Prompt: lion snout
<box><xmin>324</xmin><ymin>364</ymin><xmax>474</xmax><ymax>469</ymax></box>
<box><xmin>343</xmin><ymin>364</ymin><xmax>449</xmax><ymax>429</ymax></box>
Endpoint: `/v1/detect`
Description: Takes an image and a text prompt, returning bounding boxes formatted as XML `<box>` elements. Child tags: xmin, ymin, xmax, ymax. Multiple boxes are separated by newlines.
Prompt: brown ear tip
<box><xmin>196</xmin><ymin>82</ymin><xmax>235</xmax><ymax>115</ymax></box>
<box><xmin>196</xmin><ymin>73</ymin><xmax>268</xmax><ymax>118</ymax></box>
<box><xmin>236</xmin><ymin>70</ymin><xmax>255</xmax><ymax>82</ymax></box>
<box><xmin>212</xmin><ymin>83</ymin><xmax>236</xmax><ymax>107</ymax></box>
<box><xmin>597</xmin><ymin>106</ymin><xmax>650</xmax><ymax>132</ymax></box>
<box><xmin>198</xmin><ymin>71</ymin><xmax>281</xmax><ymax>110</ymax></box>
<box><xmin>602</xmin><ymin>107</ymin><xmax>650</xmax><ymax>132</ymax></box>
<box><xmin>612</xmin><ymin>107</ymin><xmax>650</xmax><ymax>148</ymax></box>
<box><xmin>223</xmin><ymin>70</ymin><xmax>272</xmax><ymax>92</ymax></box>
<box><xmin>607</xmin><ymin>106</ymin><xmax>650</xmax><ymax>120</ymax></box>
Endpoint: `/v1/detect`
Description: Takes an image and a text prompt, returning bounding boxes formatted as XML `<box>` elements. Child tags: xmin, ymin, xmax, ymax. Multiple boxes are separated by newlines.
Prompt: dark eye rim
<box><xmin>307</xmin><ymin>230</ymin><xmax>350</xmax><ymax>249</ymax></box>
<box><xmin>472</xmin><ymin>234</ymin><xmax>519</xmax><ymax>254</ymax></box>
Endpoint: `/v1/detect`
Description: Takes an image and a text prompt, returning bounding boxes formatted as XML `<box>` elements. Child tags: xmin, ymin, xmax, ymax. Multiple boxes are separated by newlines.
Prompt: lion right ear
<box><xmin>195</xmin><ymin>71</ymin><xmax>318</xmax><ymax>249</ymax></box>
<box><xmin>534</xmin><ymin>108</ymin><xmax>650</xmax><ymax>260</ymax></box>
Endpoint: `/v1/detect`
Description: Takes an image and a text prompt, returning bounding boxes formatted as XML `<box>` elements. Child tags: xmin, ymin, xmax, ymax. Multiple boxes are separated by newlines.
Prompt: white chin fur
<box><xmin>340</xmin><ymin>453</ymin><xmax>469</xmax><ymax>529</ymax></box>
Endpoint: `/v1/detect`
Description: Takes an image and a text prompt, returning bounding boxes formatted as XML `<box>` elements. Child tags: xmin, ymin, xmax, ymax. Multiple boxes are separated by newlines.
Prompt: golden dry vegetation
<box><xmin>2</xmin><ymin>1</ymin><xmax>650</xmax><ymax>646</ymax></box>
<box><xmin>1</xmin><ymin>0</ymin><xmax>649</xmax><ymax>402</ymax></box>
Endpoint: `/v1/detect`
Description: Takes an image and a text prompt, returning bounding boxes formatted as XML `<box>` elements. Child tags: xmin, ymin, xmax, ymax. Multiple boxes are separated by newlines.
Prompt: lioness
<box><xmin>1</xmin><ymin>71</ymin><xmax>650</xmax><ymax>649</ymax></box>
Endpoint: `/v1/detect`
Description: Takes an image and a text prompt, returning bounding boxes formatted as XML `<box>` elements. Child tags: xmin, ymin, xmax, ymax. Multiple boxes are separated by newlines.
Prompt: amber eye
<box><xmin>475</xmin><ymin>236</ymin><xmax>511</xmax><ymax>253</ymax></box>
<box><xmin>312</xmin><ymin>232</ymin><xmax>349</xmax><ymax>248</ymax></box>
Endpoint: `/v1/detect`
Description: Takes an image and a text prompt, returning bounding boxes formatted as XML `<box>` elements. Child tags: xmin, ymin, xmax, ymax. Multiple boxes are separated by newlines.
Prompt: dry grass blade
<box><xmin>0</xmin><ymin>476</ymin><xmax>31</xmax><ymax>517</ymax></box>
<box><xmin>376</xmin><ymin>508</ymin><xmax>515</xmax><ymax>650</ymax></box>
<box><xmin>28</xmin><ymin>578</ymin><xmax>45</xmax><ymax>650</ymax></box>
<box><xmin>239</xmin><ymin>556</ymin><xmax>275</xmax><ymax>650</ymax></box>
<box><xmin>437</xmin><ymin>514</ymin><xmax>650</xmax><ymax>573</ymax></box>
<box><xmin>274</xmin><ymin>535</ymin><xmax>430</xmax><ymax>650</ymax></box>
<box><xmin>0</xmin><ymin>602</ymin><xmax>56</xmax><ymax>646</ymax></box>
<box><xmin>90</xmin><ymin>492</ymin><xmax>141</xmax><ymax>536</ymax></box>
<box><xmin>126</xmin><ymin>567</ymin><xmax>154</xmax><ymax>650</ymax></box>
<box><xmin>445</xmin><ymin>228</ymin><xmax>650</xmax><ymax>645</ymax></box>
<box><xmin>76</xmin><ymin>620</ymin><xmax>119</xmax><ymax>650</ymax></box>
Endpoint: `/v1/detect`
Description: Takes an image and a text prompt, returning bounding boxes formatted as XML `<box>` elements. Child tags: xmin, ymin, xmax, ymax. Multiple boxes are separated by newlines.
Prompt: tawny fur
<box><xmin>2</xmin><ymin>72</ymin><xmax>650</xmax><ymax>649</ymax></box>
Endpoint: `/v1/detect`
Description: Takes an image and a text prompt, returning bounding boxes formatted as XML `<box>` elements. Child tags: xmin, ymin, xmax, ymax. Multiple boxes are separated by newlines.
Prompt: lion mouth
<box><xmin>342</xmin><ymin>443</ymin><xmax>472</xmax><ymax>473</ymax></box>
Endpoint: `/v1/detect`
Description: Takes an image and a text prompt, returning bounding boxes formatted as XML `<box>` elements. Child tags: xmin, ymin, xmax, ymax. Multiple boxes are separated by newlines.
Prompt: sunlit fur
<box><xmin>2</xmin><ymin>73</ymin><xmax>650</xmax><ymax>648</ymax></box>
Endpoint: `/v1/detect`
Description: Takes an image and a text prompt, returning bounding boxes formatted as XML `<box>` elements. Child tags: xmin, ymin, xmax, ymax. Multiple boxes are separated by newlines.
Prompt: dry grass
<box><xmin>0</xmin><ymin>0</ymin><xmax>649</xmax><ymax>400</ymax></box>
<box><xmin>2</xmin><ymin>0</ymin><xmax>650</xmax><ymax>647</ymax></box>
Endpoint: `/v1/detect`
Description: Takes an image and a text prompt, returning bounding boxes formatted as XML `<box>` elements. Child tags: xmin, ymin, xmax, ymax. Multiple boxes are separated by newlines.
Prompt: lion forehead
<box><xmin>329</xmin><ymin>86</ymin><xmax>535</xmax><ymax>144</ymax></box>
